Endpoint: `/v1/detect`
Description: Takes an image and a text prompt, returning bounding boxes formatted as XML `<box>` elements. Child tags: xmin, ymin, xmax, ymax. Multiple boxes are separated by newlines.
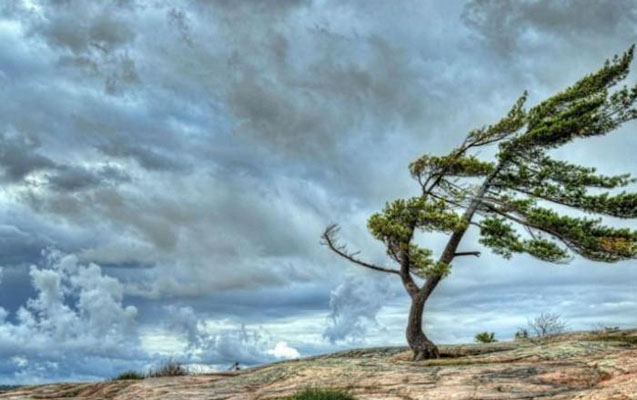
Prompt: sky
<box><xmin>1</xmin><ymin>0</ymin><xmax>637</xmax><ymax>384</ymax></box>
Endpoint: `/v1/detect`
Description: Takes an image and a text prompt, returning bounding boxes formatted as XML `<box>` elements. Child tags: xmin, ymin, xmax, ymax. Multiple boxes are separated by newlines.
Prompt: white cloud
<box><xmin>267</xmin><ymin>341</ymin><xmax>300</xmax><ymax>359</ymax></box>
<box><xmin>0</xmin><ymin>250</ymin><xmax>141</xmax><ymax>383</ymax></box>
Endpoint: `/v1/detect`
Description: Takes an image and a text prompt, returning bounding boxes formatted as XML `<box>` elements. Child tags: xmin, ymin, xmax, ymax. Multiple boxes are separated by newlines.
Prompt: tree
<box><xmin>322</xmin><ymin>46</ymin><xmax>637</xmax><ymax>360</ymax></box>
<box><xmin>527</xmin><ymin>312</ymin><xmax>566</xmax><ymax>338</ymax></box>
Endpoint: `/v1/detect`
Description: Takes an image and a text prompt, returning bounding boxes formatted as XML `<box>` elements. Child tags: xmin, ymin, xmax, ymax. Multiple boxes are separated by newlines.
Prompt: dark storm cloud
<box><xmin>0</xmin><ymin>132</ymin><xmax>130</xmax><ymax>191</ymax></box>
<box><xmin>46</xmin><ymin>165</ymin><xmax>130</xmax><ymax>192</ymax></box>
<box><xmin>17</xmin><ymin>0</ymin><xmax>141</xmax><ymax>94</ymax></box>
<box><xmin>463</xmin><ymin>0</ymin><xmax>637</xmax><ymax>56</ymax></box>
<box><xmin>0</xmin><ymin>132</ymin><xmax>56</xmax><ymax>183</ymax></box>
<box><xmin>226</xmin><ymin>35</ymin><xmax>426</xmax><ymax>158</ymax></box>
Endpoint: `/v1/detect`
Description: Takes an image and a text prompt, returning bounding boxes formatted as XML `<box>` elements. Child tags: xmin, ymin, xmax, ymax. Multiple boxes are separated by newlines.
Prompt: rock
<box><xmin>3</xmin><ymin>330</ymin><xmax>637</xmax><ymax>400</ymax></box>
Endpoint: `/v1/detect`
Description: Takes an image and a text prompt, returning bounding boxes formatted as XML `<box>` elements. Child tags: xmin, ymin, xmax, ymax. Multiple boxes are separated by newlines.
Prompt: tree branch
<box><xmin>398</xmin><ymin>250</ymin><xmax>421</xmax><ymax>299</ymax></box>
<box><xmin>321</xmin><ymin>224</ymin><xmax>401</xmax><ymax>275</ymax></box>
<box><xmin>454</xmin><ymin>251</ymin><xmax>481</xmax><ymax>257</ymax></box>
<box><xmin>479</xmin><ymin>204</ymin><xmax>577</xmax><ymax>255</ymax></box>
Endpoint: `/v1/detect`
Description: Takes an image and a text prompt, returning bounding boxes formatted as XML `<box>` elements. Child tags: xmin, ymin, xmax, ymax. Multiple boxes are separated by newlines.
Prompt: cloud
<box><xmin>323</xmin><ymin>274</ymin><xmax>392</xmax><ymax>344</ymax></box>
<box><xmin>0</xmin><ymin>131</ymin><xmax>56</xmax><ymax>183</ymax></box>
<box><xmin>0</xmin><ymin>250</ymin><xmax>141</xmax><ymax>383</ymax></box>
<box><xmin>46</xmin><ymin>164</ymin><xmax>130</xmax><ymax>192</ymax></box>
<box><xmin>0</xmin><ymin>248</ymin><xmax>312</xmax><ymax>383</ymax></box>
<box><xmin>0</xmin><ymin>267</ymin><xmax>4</xmax><ymax>317</ymax></box>
<box><xmin>0</xmin><ymin>0</ymin><xmax>444</xmax><ymax>302</ymax></box>
<box><xmin>15</xmin><ymin>0</ymin><xmax>140</xmax><ymax>94</ymax></box>
<box><xmin>461</xmin><ymin>0</ymin><xmax>637</xmax><ymax>61</ymax></box>
<box><xmin>162</xmin><ymin>305</ymin><xmax>302</xmax><ymax>367</ymax></box>
<box><xmin>268</xmin><ymin>342</ymin><xmax>300</xmax><ymax>359</ymax></box>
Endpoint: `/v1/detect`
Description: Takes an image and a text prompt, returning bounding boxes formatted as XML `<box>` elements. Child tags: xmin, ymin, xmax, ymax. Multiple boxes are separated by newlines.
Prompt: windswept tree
<box><xmin>322</xmin><ymin>46</ymin><xmax>637</xmax><ymax>360</ymax></box>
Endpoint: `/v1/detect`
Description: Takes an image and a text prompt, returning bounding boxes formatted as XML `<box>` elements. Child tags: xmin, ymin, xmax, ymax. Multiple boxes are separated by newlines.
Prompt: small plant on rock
<box><xmin>279</xmin><ymin>387</ymin><xmax>356</xmax><ymax>400</ymax></box>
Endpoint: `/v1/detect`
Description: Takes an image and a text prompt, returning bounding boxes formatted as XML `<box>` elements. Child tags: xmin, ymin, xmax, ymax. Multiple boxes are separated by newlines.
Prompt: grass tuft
<box><xmin>112</xmin><ymin>359</ymin><xmax>188</xmax><ymax>381</ymax></box>
<box><xmin>147</xmin><ymin>359</ymin><xmax>188</xmax><ymax>378</ymax></box>
<box><xmin>279</xmin><ymin>387</ymin><xmax>356</xmax><ymax>400</ymax></box>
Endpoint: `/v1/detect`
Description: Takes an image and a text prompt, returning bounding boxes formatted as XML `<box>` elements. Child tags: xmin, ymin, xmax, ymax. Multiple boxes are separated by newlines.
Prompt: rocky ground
<box><xmin>3</xmin><ymin>330</ymin><xmax>637</xmax><ymax>400</ymax></box>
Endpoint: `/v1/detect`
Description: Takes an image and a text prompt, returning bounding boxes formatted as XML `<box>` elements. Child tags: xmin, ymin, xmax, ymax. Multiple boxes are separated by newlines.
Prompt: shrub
<box><xmin>279</xmin><ymin>387</ymin><xmax>356</xmax><ymax>400</ymax></box>
<box><xmin>528</xmin><ymin>312</ymin><xmax>566</xmax><ymax>338</ymax></box>
<box><xmin>474</xmin><ymin>331</ymin><xmax>497</xmax><ymax>343</ymax></box>
<box><xmin>113</xmin><ymin>370</ymin><xmax>145</xmax><ymax>380</ymax></box>
<box><xmin>111</xmin><ymin>359</ymin><xmax>189</xmax><ymax>381</ymax></box>
<box><xmin>514</xmin><ymin>328</ymin><xmax>529</xmax><ymax>340</ymax></box>
<box><xmin>592</xmin><ymin>323</ymin><xmax>620</xmax><ymax>335</ymax></box>
<box><xmin>148</xmin><ymin>359</ymin><xmax>188</xmax><ymax>378</ymax></box>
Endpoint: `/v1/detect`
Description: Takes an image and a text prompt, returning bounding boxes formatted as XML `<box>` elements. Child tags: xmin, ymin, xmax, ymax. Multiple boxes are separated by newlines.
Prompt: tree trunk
<box><xmin>404</xmin><ymin>165</ymin><xmax>503</xmax><ymax>359</ymax></box>
<box><xmin>404</xmin><ymin>166</ymin><xmax>504</xmax><ymax>360</ymax></box>
<box><xmin>406</xmin><ymin>292</ymin><xmax>439</xmax><ymax>360</ymax></box>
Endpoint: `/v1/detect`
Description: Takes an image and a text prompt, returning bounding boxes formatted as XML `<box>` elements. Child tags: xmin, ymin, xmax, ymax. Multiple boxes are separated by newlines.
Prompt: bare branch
<box><xmin>321</xmin><ymin>224</ymin><xmax>401</xmax><ymax>275</ymax></box>
<box><xmin>454</xmin><ymin>251</ymin><xmax>481</xmax><ymax>257</ymax></box>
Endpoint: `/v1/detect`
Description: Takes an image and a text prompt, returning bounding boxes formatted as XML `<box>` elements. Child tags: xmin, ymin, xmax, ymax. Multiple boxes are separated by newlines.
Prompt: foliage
<box><xmin>325</xmin><ymin>45</ymin><xmax>637</xmax><ymax>284</ymax></box>
<box><xmin>528</xmin><ymin>312</ymin><xmax>567</xmax><ymax>338</ymax></box>
<box><xmin>410</xmin><ymin>154</ymin><xmax>495</xmax><ymax>178</ymax></box>
<box><xmin>113</xmin><ymin>370</ymin><xmax>146</xmax><ymax>380</ymax></box>
<box><xmin>474</xmin><ymin>331</ymin><xmax>497</xmax><ymax>343</ymax></box>
<box><xmin>278</xmin><ymin>387</ymin><xmax>356</xmax><ymax>400</ymax></box>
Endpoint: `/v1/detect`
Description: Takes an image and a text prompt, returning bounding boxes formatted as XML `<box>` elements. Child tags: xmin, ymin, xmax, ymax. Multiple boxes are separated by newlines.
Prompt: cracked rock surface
<box><xmin>3</xmin><ymin>330</ymin><xmax>637</xmax><ymax>400</ymax></box>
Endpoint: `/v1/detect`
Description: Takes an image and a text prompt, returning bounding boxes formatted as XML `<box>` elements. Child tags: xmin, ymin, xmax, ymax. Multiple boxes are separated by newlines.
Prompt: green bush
<box><xmin>475</xmin><ymin>331</ymin><xmax>497</xmax><ymax>343</ymax></box>
<box><xmin>113</xmin><ymin>370</ymin><xmax>145</xmax><ymax>380</ymax></box>
<box><xmin>279</xmin><ymin>387</ymin><xmax>356</xmax><ymax>400</ymax></box>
